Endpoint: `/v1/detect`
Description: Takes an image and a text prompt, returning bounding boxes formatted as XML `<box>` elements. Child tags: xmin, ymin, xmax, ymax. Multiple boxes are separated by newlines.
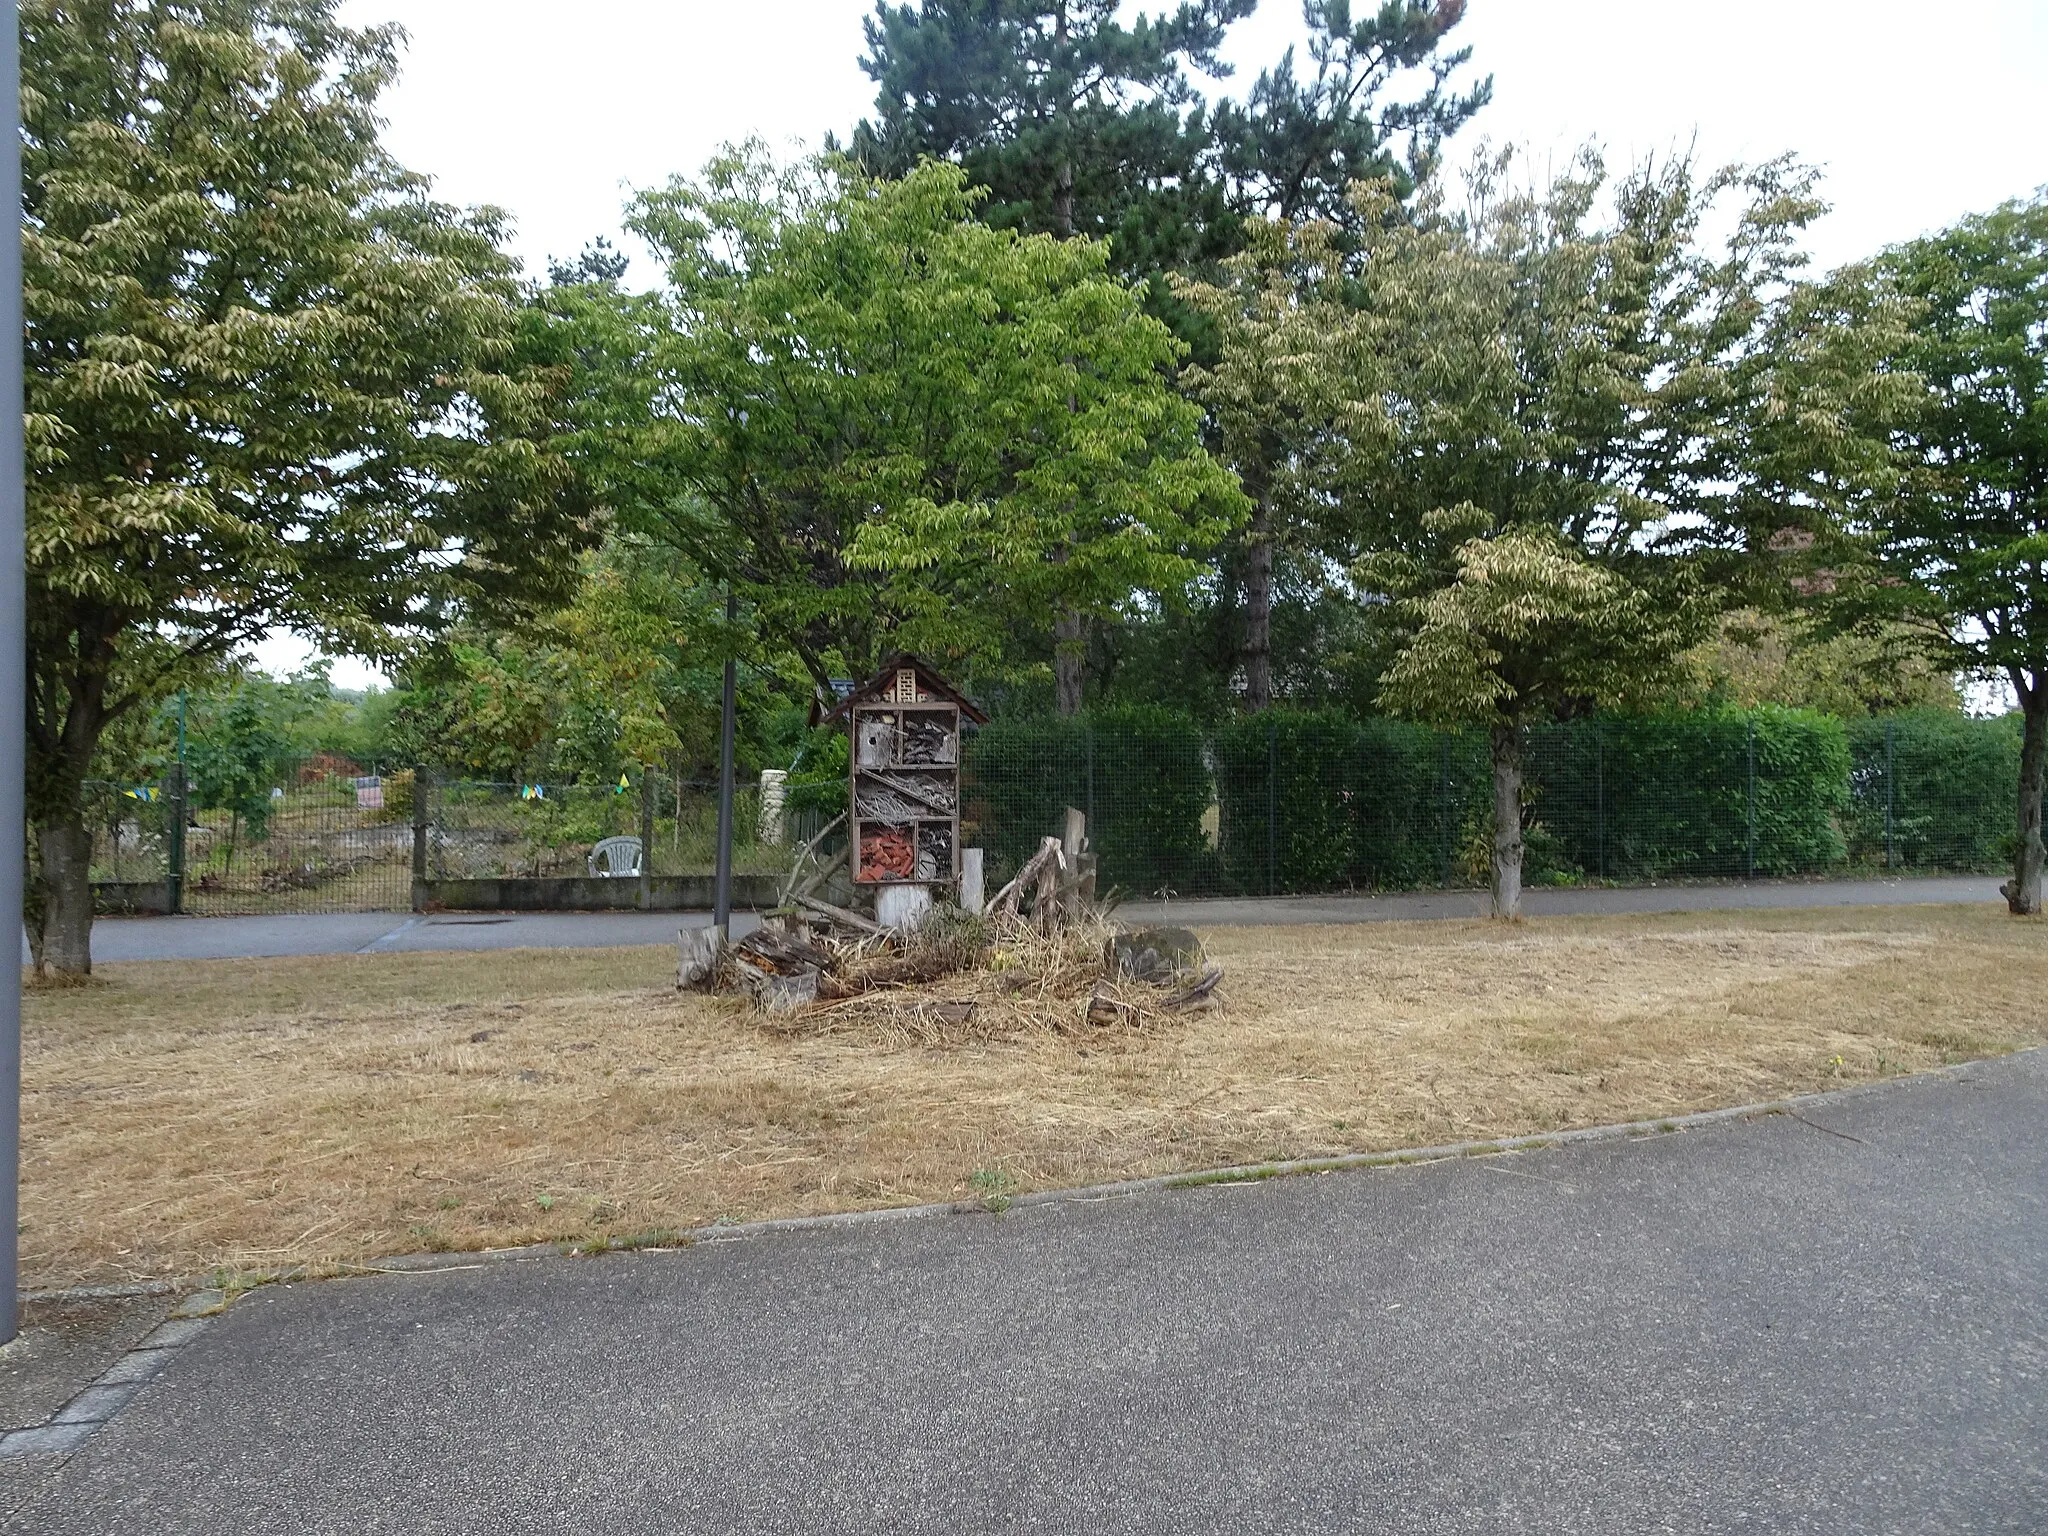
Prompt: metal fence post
<box><xmin>1266</xmin><ymin>715</ymin><xmax>1278</xmax><ymax>897</ymax></box>
<box><xmin>411</xmin><ymin>766</ymin><xmax>430</xmax><ymax>911</ymax></box>
<box><xmin>1595</xmin><ymin>724</ymin><xmax>1607</xmax><ymax>881</ymax></box>
<box><xmin>166</xmin><ymin>762</ymin><xmax>186</xmax><ymax>915</ymax></box>
<box><xmin>638</xmin><ymin>768</ymin><xmax>656</xmax><ymax>911</ymax></box>
<box><xmin>2</xmin><ymin>0</ymin><xmax>24</xmax><ymax>1339</ymax></box>
<box><xmin>1085</xmin><ymin>725</ymin><xmax>1095</xmax><ymax>835</ymax></box>
<box><xmin>1745</xmin><ymin>720</ymin><xmax>1758</xmax><ymax>879</ymax></box>
<box><xmin>1884</xmin><ymin>718</ymin><xmax>1896</xmax><ymax>870</ymax></box>
<box><xmin>1438</xmin><ymin>734</ymin><xmax>1452</xmax><ymax>887</ymax></box>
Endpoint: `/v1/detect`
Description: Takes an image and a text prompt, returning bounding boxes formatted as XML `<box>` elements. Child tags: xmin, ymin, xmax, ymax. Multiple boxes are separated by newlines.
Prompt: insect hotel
<box><xmin>819</xmin><ymin>655</ymin><xmax>988</xmax><ymax>928</ymax></box>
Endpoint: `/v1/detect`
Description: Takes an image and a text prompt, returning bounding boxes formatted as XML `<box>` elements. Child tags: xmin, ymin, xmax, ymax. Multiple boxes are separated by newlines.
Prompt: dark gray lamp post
<box><xmin>2</xmin><ymin>0</ymin><xmax>26</xmax><ymax>1344</ymax></box>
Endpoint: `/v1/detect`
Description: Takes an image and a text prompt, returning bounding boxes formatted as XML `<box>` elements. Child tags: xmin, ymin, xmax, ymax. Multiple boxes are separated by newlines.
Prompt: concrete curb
<box><xmin>0</xmin><ymin>1294</ymin><xmax>220</xmax><ymax>1461</ymax></box>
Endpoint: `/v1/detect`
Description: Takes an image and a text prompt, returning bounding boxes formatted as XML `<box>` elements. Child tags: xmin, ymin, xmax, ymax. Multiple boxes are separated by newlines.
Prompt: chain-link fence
<box><xmin>949</xmin><ymin>707</ymin><xmax>2020</xmax><ymax>901</ymax></box>
<box><xmin>425</xmin><ymin>776</ymin><xmax>786</xmax><ymax>881</ymax></box>
<box><xmin>82</xmin><ymin>708</ymin><xmax>2021</xmax><ymax>914</ymax></box>
<box><xmin>82</xmin><ymin>761</ymin><xmax>416</xmax><ymax>913</ymax></box>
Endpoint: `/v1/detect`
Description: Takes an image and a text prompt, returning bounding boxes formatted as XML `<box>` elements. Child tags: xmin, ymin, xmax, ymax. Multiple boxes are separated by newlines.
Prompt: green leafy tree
<box><xmin>602</xmin><ymin>148</ymin><xmax>1243</xmax><ymax>706</ymax></box>
<box><xmin>22</xmin><ymin>0</ymin><xmax>593</xmax><ymax>975</ymax></box>
<box><xmin>184</xmin><ymin>683</ymin><xmax>292</xmax><ymax>864</ymax></box>
<box><xmin>850</xmin><ymin>4</ymin><xmax>1485</xmax><ymax>707</ymax></box>
<box><xmin>1174</xmin><ymin>216</ymin><xmax>1384</xmax><ymax>707</ymax></box>
<box><xmin>1841</xmin><ymin>195</ymin><xmax>2048</xmax><ymax>912</ymax></box>
<box><xmin>1345</xmin><ymin>152</ymin><xmax>1897</xmax><ymax>916</ymax></box>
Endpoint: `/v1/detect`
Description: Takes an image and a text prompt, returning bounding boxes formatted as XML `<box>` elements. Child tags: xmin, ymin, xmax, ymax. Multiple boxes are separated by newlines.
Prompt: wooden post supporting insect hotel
<box><xmin>818</xmin><ymin>655</ymin><xmax>988</xmax><ymax>931</ymax></box>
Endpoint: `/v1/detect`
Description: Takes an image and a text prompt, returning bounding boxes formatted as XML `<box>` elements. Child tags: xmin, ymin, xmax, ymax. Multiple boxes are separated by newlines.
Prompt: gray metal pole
<box><xmin>712</xmin><ymin>590</ymin><xmax>738</xmax><ymax>936</ymax></box>
<box><xmin>2</xmin><ymin>0</ymin><xmax>25</xmax><ymax>1344</ymax></box>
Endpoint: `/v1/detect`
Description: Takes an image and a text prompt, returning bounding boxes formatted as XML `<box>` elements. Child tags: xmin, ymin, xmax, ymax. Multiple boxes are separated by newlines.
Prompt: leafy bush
<box><xmin>782</xmin><ymin>728</ymin><xmax>849</xmax><ymax>825</ymax></box>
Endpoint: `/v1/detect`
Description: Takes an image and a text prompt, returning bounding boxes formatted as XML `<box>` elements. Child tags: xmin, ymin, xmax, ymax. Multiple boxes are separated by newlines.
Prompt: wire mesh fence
<box><xmin>81</xmin><ymin>708</ymin><xmax>2021</xmax><ymax>914</ymax></box>
<box><xmin>84</xmin><ymin>762</ymin><xmax>416</xmax><ymax>914</ymax></box>
<box><xmin>425</xmin><ymin>775</ymin><xmax>787</xmax><ymax>881</ymax></box>
<box><xmin>952</xmin><ymin>708</ymin><xmax>2020</xmax><ymax>901</ymax></box>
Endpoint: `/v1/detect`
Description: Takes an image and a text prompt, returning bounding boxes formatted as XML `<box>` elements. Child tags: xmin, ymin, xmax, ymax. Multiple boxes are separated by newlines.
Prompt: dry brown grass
<box><xmin>21</xmin><ymin>904</ymin><xmax>2046</xmax><ymax>1290</ymax></box>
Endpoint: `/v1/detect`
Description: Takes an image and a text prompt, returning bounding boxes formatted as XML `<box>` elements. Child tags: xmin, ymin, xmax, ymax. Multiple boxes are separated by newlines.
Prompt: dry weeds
<box><xmin>20</xmin><ymin>904</ymin><xmax>2045</xmax><ymax>1290</ymax></box>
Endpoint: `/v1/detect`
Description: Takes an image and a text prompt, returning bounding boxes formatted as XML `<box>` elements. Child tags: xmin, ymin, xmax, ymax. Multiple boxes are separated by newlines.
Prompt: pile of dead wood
<box><xmin>673</xmin><ymin>804</ymin><xmax>1221</xmax><ymax>1034</ymax></box>
<box><xmin>680</xmin><ymin>907</ymin><xmax>1224</xmax><ymax>1041</ymax></box>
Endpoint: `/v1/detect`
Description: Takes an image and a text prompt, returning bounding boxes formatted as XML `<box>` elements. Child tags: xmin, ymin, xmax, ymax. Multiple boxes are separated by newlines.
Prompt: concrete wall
<box><xmin>419</xmin><ymin>875</ymin><xmax>784</xmax><ymax>913</ymax></box>
<box><xmin>93</xmin><ymin>881</ymin><xmax>175</xmax><ymax>916</ymax></box>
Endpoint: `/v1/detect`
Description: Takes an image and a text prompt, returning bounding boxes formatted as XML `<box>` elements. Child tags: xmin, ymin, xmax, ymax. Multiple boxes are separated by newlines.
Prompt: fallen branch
<box><xmin>795</xmin><ymin>892</ymin><xmax>886</xmax><ymax>937</ymax></box>
<box><xmin>792</xmin><ymin>842</ymin><xmax>848</xmax><ymax>903</ymax></box>
<box><xmin>990</xmin><ymin>837</ymin><xmax>1063</xmax><ymax>919</ymax></box>
<box><xmin>777</xmin><ymin>811</ymin><xmax>847</xmax><ymax>907</ymax></box>
<box><xmin>1160</xmin><ymin>964</ymin><xmax>1224</xmax><ymax>1013</ymax></box>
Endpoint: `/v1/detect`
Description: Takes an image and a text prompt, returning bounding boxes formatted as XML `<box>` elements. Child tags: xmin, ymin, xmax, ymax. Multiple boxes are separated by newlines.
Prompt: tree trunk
<box><xmin>1243</xmin><ymin>505</ymin><xmax>1273</xmax><ymax>711</ymax></box>
<box><xmin>1490</xmin><ymin>722</ymin><xmax>1524</xmax><ymax>921</ymax></box>
<box><xmin>2006</xmin><ymin>682</ymin><xmax>2045</xmax><ymax>916</ymax></box>
<box><xmin>33</xmin><ymin>811</ymin><xmax>97</xmax><ymax>980</ymax></box>
<box><xmin>1054</xmin><ymin>607</ymin><xmax>1086</xmax><ymax>717</ymax></box>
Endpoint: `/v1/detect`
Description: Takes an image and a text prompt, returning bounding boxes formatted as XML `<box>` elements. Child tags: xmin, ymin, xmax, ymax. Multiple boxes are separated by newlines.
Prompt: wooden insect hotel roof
<box><xmin>814</xmin><ymin>654</ymin><xmax>988</xmax><ymax>729</ymax></box>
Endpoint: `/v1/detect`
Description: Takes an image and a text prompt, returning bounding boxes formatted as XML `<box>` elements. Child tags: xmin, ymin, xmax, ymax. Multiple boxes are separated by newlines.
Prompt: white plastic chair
<box><xmin>587</xmin><ymin>835</ymin><xmax>644</xmax><ymax>878</ymax></box>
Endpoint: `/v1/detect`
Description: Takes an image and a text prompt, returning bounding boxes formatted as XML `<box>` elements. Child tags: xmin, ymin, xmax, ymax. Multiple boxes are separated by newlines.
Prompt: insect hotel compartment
<box><xmin>837</xmin><ymin>660</ymin><xmax>978</xmax><ymax>890</ymax></box>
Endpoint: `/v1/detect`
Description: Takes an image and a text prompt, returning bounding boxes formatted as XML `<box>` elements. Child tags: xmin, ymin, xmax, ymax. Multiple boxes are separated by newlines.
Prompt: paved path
<box><xmin>1119</xmin><ymin>873</ymin><xmax>2006</xmax><ymax>927</ymax></box>
<box><xmin>67</xmin><ymin>875</ymin><xmax>2007</xmax><ymax>962</ymax></box>
<box><xmin>9</xmin><ymin>1052</ymin><xmax>2044</xmax><ymax>1533</ymax></box>
<box><xmin>64</xmin><ymin>908</ymin><xmax>765</xmax><ymax>963</ymax></box>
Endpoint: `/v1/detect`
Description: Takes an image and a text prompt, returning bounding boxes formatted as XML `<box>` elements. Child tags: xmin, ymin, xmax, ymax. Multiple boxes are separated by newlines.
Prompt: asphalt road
<box><xmin>66</xmin><ymin>874</ymin><xmax>2007</xmax><ymax>961</ymax></box>
<box><xmin>10</xmin><ymin>1050</ymin><xmax>2044</xmax><ymax>1533</ymax></box>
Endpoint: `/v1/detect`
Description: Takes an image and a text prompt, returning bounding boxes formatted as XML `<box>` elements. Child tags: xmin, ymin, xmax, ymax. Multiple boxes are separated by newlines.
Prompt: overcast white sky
<box><xmin>278</xmin><ymin>0</ymin><xmax>2048</xmax><ymax>689</ymax></box>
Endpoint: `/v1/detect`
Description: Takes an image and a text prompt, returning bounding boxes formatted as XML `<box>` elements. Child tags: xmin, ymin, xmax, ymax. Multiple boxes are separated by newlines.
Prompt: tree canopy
<box><xmin>845</xmin><ymin>0</ymin><xmax>1486</xmax><ymax>281</ymax></box>
<box><xmin>1835</xmin><ymin>194</ymin><xmax>2048</xmax><ymax>912</ymax></box>
<box><xmin>1331</xmin><ymin>153</ymin><xmax>1898</xmax><ymax>914</ymax></box>
<box><xmin>22</xmin><ymin>0</ymin><xmax>593</xmax><ymax>973</ymax></box>
<box><xmin>579</xmin><ymin>148</ymin><xmax>1244</xmax><ymax>695</ymax></box>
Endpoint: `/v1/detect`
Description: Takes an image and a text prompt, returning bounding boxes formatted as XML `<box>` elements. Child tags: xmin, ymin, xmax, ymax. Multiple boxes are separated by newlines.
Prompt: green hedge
<box><xmin>1525</xmin><ymin>707</ymin><xmax>1850</xmax><ymax>881</ymax></box>
<box><xmin>1844</xmin><ymin>710</ymin><xmax>2019</xmax><ymax>870</ymax></box>
<box><xmin>961</xmin><ymin>707</ymin><xmax>1211</xmax><ymax>898</ymax></box>
<box><xmin>786</xmin><ymin>702</ymin><xmax>2006</xmax><ymax>896</ymax></box>
<box><xmin>1214</xmin><ymin>706</ymin><xmax>1852</xmax><ymax>891</ymax></box>
<box><xmin>1212</xmin><ymin>712</ymin><xmax>1478</xmax><ymax>892</ymax></box>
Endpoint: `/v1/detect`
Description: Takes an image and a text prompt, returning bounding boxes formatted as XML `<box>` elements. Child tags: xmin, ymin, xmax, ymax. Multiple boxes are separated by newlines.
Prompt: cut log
<box><xmin>734</xmin><ymin>923</ymin><xmax>834</xmax><ymax>975</ymax></box>
<box><xmin>676</xmin><ymin>926</ymin><xmax>726</xmax><ymax>992</ymax></box>
<box><xmin>1108</xmin><ymin>927</ymin><xmax>1205</xmax><ymax>983</ymax></box>
<box><xmin>740</xmin><ymin>963</ymin><xmax>820</xmax><ymax>1013</ymax></box>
